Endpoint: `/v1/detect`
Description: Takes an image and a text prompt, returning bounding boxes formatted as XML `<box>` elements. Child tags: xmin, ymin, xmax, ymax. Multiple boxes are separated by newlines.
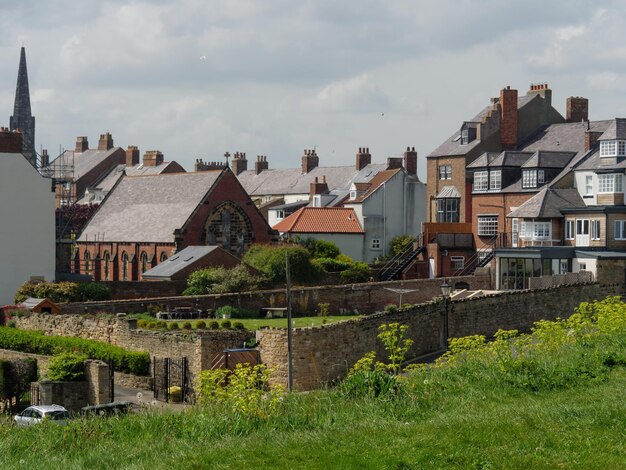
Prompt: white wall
<box><xmin>573</xmin><ymin>257</ymin><xmax>597</xmax><ymax>277</ymax></box>
<box><xmin>0</xmin><ymin>154</ymin><xmax>55</xmax><ymax>304</ymax></box>
<box><xmin>574</xmin><ymin>171</ymin><xmax>596</xmax><ymax>205</ymax></box>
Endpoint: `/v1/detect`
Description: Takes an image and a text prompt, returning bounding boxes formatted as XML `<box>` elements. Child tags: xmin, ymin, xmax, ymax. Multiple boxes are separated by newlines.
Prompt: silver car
<box><xmin>14</xmin><ymin>405</ymin><xmax>70</xmax><ymax>426</ymax></box>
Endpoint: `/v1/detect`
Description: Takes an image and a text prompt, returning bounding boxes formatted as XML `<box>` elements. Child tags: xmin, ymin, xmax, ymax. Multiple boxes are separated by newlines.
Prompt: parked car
<box><xmin>14</xmin><ymin>405</ymin><xmax>70</xmax><ymax>427</ymax></box>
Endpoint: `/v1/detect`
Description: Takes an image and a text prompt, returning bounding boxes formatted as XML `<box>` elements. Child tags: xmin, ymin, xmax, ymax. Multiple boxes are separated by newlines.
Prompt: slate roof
<box><xmin>520</xmin><ymin>120</ymin><xmax>613</xmax><ymax>153</ymax></box>
<box><xmin>436</xmin><ymin>186</ymin><xmax>461</xmax><ymax>198</ymax></box>
<box><xmin>507</xmin><ymin>187</ymin><xmax>584</xmax><ymax>218</ymax></box>
<box><xmin>467</xmin><ymin>151</ymin><xmax>533</xmax><ymax>168</ymax></box>
<box><xmin>142</xmin><ymin>246</ymin><xmax>226</xmax><ymax>279</ymax></box>
<box><xmin>598</xmin><ymin>118</ymin><xmax>626</xmax><ymax>140</ymax></box>
<box><xmin>349</xmin><ymin>169</ymin><xmax>401</xmax><ymax>203</ymax></box>
<box><xmin>273</xmin><ymin>207</ymin><xmax>364</xmax><ymax>234</ymax></box>
<box><xmin>46</xmin><ymin>148</ymin><xmax>123</xmax><ymax>180</ymax></box>
<box><xmin>520</xmin><ymin>151</ymin><xmax>576</xmax><ymax>168</ymax></box>
<box><xmin>85</xmin><ymin>161</ymin><xmax>184</xmax><ymax>195</ymax></box>
<box><xmin>78</xmin><ymin>171</ymin><xmax>222</xmax><ymax>243</ymax></box>
<box><xmin>574</xmin><ymin>148</ymin><xmax>626</xmax><ymax>171</ymax></box>
<box><xmin>237</xmin><ymin>163</ymin><xmax>388</xmax><ymax>199</ymax></box>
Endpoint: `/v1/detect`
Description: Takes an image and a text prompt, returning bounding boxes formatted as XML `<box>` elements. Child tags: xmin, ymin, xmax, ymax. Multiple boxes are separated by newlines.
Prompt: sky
<box><xmin>2</xmin><ymin>0</ymin><xmax>626</xmax><ymax>180</ymax></box>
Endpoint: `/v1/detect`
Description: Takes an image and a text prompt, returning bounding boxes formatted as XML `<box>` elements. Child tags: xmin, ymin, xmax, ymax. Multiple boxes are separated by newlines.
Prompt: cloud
<box><xmin>306</xmin><ymin>74</ymin><xmax>390</xmax><ymax>113</ymax></box>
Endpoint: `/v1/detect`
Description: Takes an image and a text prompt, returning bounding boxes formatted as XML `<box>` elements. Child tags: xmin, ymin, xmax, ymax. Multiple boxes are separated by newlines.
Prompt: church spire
<box><xmin>10</xmin><ymin>47</ymin><xmax>36</xmax><ymax>166</ymax></box>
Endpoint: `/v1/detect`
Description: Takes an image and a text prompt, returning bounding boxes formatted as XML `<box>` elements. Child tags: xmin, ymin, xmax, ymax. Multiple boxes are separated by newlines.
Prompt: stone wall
<box><xmin>257</xmin><ymin>282</ymin><xmax>621</xmax><ymax>390</ymax></box>
<box><xmin>61</xmin><ymin>274</ymin><xmax>492</xmax><ymax>315</ymax></box>
<box><xmin>0</xmin><ymin>348</ymin><xmax>50</xmax><ymax>376</ymax></box>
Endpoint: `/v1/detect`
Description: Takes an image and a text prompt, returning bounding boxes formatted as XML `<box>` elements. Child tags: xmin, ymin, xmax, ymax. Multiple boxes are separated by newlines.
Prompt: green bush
<box><xmin>209</xmin><ymin>321</ymin><xmax>220</xmax><ymax>330</ymax></box>
<box><xmin>168</xmin><ymin>322</ymin><xmax>179</xmax><ymax>331</ymax></box>
<box><xmin>183</xmin><ymin>264</ymin><xmax>263</xmax><ymax>296</ymax></box>
<box><xmin>6</xmin><ymin>320</ymin><xmax>16</xmax><ymax>328</ymax></box>
<box><xmin>0</xmin><ymin>326</ymin><xmax>150</xmax><ymax>376</ymax></box>
<box><xmin>14</xmin><ymin>281</ymin><xmax>111</xmax><ymax>304</ymax></box>
<box><xmin>340</xmin><ymin>262</ymin><xmax>372</xmax><ymax>284</ymax></box>
<box><xmin>217</xmin><ymin>305</ymin><xmax>235</xmax><ymax>318</ymax></box>
<box><xmin>137</xmin><ymin>320</ymin><xmax>147</xmax><ymax>329</ymax></box>
<box><xmin>243</xmin><ymin>244</ymin><xmax>323</xmax><ymax>284</ymax></box>
<box><xmin>47</xmin><ymin>352</ymin><xmax>88</xmax><ymax>381</ymax></box>
<box><xmin>182</xmin><ymin>321</ymin><xmax>192</xmax><ymax>330</ymax></box>
<box><xmin>196</xmin><ymin>320</ymin><xmax>206</xmax><ymax>330</ymax></box>
<box><xmin>233</xmin><ymin>321</ymin><xmax>245</xmax><ymax>330</ymax></box>
<box><xmin>7</xmin><ymin>308</ymin><xmax>28</xmax><ymax>318</ymax></box>
<box><xmin>389</xmin><ymin>235</ymin><xmax>417</xmax><ymax>256</ymax></box>
<box><xmin>157</xmin><ymin>321</ymin><xmax>167</xmax><ymax>330</ymax></box>
<box><xmin>0</xmin><ymin>358</ymin><xmax>37</xmax><ymax>400</ymax></box>
<box><xmin>221</xmin><ymin>320</ymin><xmax>232</xmax><ymax>329</ymax></box>
<box><xmin>384</xmin><ymin>304</ymin><xmax>399</xmax><ymax>313</ymax></box>
<box><xmin>314</xmin><ymin>257</ymin><xmax>353</xmax><ymax>272</ymax></box>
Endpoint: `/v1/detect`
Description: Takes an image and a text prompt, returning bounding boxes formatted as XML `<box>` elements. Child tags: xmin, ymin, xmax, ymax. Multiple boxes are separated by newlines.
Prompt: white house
<box><xmin>0</xmin><ymin>151</ymin><xmax>55</xmax><ymax>304</ymax></box>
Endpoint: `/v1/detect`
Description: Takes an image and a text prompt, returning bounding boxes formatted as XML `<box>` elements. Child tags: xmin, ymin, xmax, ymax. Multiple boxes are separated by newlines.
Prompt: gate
<box><xmin>30</xmin><ymin>382</ymin><xmax>40</xmax><ymax>406</ymax></box>
<box><xmin>153</xmin><ymin>357</ymin><xmax>190</xmax><ymax>403</ymax></box>
<box><xmin>108</xmin><ymin>360</ymin><xmax>115</xmax><ymax>403</ymax></box>
<box><xmin>210</xmin><ymin>348</ymin><xmax>260</xmax><ymax>370</ymax></box>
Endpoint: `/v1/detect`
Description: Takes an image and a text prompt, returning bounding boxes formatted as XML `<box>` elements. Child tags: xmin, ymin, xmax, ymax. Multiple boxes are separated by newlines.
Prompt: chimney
<box><xmin>584</xmin><ymin>131</ymin><xmax>603</xmax><ymax>152</ymax></box>
<box><xmin>403</xmin><ymin>146</ymin><xmax>417</xmax><ymax>176</ymax></box>
<box><xmin>310</xmin><ymin>175</ymin><xmax>329</xmax><ymax>197</ymax></box>
<box><xmin>194</xmin><ymin>159</ymin><xmax>226</xmax><ymax>172</ymax></box>
<box><xmin>98</xmin><ymin>132</ymin><xmax>114</xmax><ymax>151</ymax></box>
<box><xmin>527</xmin><ymin>82</ymin><xmax>552</xmax><ymax>107</ymax></box>
<box><xmin>566</xmin><ymin>97</ymin><xmax>589</xmax><ymax>123</ymax></box>
<box><xmin>41</xmin><ymin>149</ymin><xmax>49</xmax><ymax>167</ymax></box>
<box><xmin>0</xmin><ymin>127</ymin><xmax>23</xmax><ymax>153</ymax></box>
<box><xmin>301</xmin><ymin>149</ymin><xmax>319</xmax><ymax>174</ymax></box>
<box><xmin>387</xmin><ymin>157</ymin><xmax>403</xmax><ymax>169</ymax></box>
<box><xmin>126</xmin><ymin>146</ymin><xmax>140</xmax><ymax>167</ymax></box>
<box><xmin>355</xmin><ymin>147</ymin><xmax>371</xmax><ymax>171</ymax></box>
<box><xmin>143</xmin><ymin>150</ymin><xmax>164</xmax><ymax>167</ymax></box>
<box><xmin>75</xmin><ymin>136</ymin><xmax>89</xmax><ymax>153</ymax></box>
<box><xmin>255</xmin><ymin>155</ymin><xmax>268</xmax><ymax>175</ymax></box>
<box><xmin>231</xmin><ymin>152</ymin><xmax>248</xmax><ymax>175</ymax></box>
<box><xmin>500</xmin><ymin>86</ymin><xmax>518</xmax><ymax>150</ymax></box>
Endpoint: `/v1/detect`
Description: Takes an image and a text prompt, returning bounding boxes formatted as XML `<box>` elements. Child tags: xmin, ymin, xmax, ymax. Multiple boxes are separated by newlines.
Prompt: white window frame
<box><xmin>490</xmin><ymin>170</ymin><xmax>501</xmax><ymax>190</ymax></box>
<box><xmin>461</xmin><ymin>129</ymin><xmax>469</xmax><ymax>145</ymax></box>
<box><xmin>532</xmin><ymin>222</ymin><xmax>551</xmax><ymax>240</ymax></box>
<box><xmin>600</xmin><ymin>140</ymin><xmax>618</xmax><ymax>157</ymax></box>
<box><xmin>566</xmin><ymin>220</ymin><xmax>575</xmax><ymax>240</ymax></box>
<box><xmin>615</xmin><ymin>220</ymin><xmax>626</xmax><ymax>240</ymax></box>
<box><xmin>584</xmin><ymin>175</ymin><xmax>593</xmax><ymax>196</ymax></box>
<box><xmin>591</xmin><ymin>220</ymin><xmax>601</xmax><ymax>240</ymax></box>
<box><xmin>350</xmin><ymin>190</ymin><xmax>357</xmax><ymax>199</ymax></box>
<box><xmin>451</xmin><ymin>256</ymin><xmax>465</xmax><ymax>270</ymax></box>
<box><xmin>474</xmin><ymin>171</ymin><xmax>488</xmax><ymax>191</ymax></box>
<box><xmin>371</xmin><ymin>238</ymin><xmax>381</xmax><ymax>250</ymax></box>
<box><xmin>522</xmin><ymin>170</ymin><xmax>537</xmax><ymax>188</ymax></box>
<box><xmin>537</xmin><ymin>170</ymin><xmax>545</xmax><ymax>184</ymax></box>
<box><xmin>439</xmin><ymin>165</ymin><xmax>452</xmax><ymax>180</ymax></box>
<box><xmin>598</xmin><ymin>174</ymin><xmax>623</xmax><ymax>193</ymax></box>
<box><xmin>477</xmin><ymin>215</ymin><xmax>498</xmax><ymax>236</ymax></box>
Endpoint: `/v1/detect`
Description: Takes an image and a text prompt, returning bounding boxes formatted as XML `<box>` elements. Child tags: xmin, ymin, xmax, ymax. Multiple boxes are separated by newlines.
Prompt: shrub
<box><xmin>7</xmin><ymin>308</ymin><xmax>28</xmax><ymax>318</ymax></box>
<box><xmin>157</xmin><ymin>321</ymin><xmax>167</xmax><ymax>330</ymax></box>
<box><xmin>137</xmin><ymin>320</ymin><xmax>147</xmax><ymax>329</ymax></box>
<box><xmin>217</xmin><ymin>305</ymin><xmax>235</xmax><ymax>318</ymax></box>
<box><xmin>389</xmin><ymin>235</ymin><xmax>417</xmax><ymax>256</ymax></box>
<box><xmin>314</xmin><ymin>257</ymin><xmax>352</xmax><ymax>272</ymax></box>
<box><xmin>6</xmin><ymin>321</ymin><xmax>16</xmax><ymax>328</ymax></box>
<box><xmin>243</xmin><ymin>244</ymin><xmax>323</xmax><ymax>284</ymax></box>
<box><xmin>74</xmin><ymin>282</ymin><xmax>111</xmax><ymax>302</ymax></box>
<box><xmin>384</xmin><ymin>304</ymin><xmax>398</xmax><ymax>313</ymax></box>
<box><xmin>233</xmin><ymin>321</ymin><xmax>245</xmax><ymax>330</ymax></box>
<box><xmin>209</xmin><ymin>321</ymin><xmax>220</xmax><ymax>330</ymax></box>
<box><xmin>183</xmin><ymin>264</ymin><xmax>263</xmax><ymax>296</ymax></box>
<box><xmin>340</xmin><ymin>262</ymin><xmax>372</xmax><ymax>284</ymax></box>
<box><xmin>168</xmin><ymin>322</ymin><xmax>179</xmax><ymax>331</ymax></box>
<box><xmin>0</xmin><ymin>358</ymin><xmax>37</xmax><ymax>400</ymax></box>
<box><xmin>14</xmin><ymin>281</ymin><xmax>111</xmax><ymax>304</ymax></box>
<box><xmin>0</xmin><ymin>326</ymin><xmax>150</xmax><ymax>376</ymax></box>
<box><xmin>182</xmin><ymin>321</ymin><xmax>192</xmax><ymax>330</ymax></box>
<box><xmin>221</xmin><ymin>320</ymin><xmax>232</xmax><ymax>329</ymax></box>
<box><xmin>318</xmin><ymin>303</ymin><xmax>330</xmax><ymax>317</ymax></box>
<box><xmin>196</xmin><ymin>321</ymin><xmax>206</xmax><ymax>330</ymax></box>
<box><xmin>47</xmin><ymin>352</ymin><xmax>87</xmax><ymax>381</ymax></box>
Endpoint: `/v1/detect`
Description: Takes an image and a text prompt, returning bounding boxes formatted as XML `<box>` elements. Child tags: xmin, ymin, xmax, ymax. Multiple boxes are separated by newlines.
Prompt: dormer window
<box><xmin>522</xmin><ymin>170</ymin><xmax>537</xmax><ymax>188</ymax></box>
<box><xmin>600</xmin><ymin>140</ymin><xmax>626</xmax><ymax>157</ymax></box>
<box><xmin>461</xmin><ymin>129</ymin><xmax>469</xmax><ymax>145</ymax></box>
<box><xmin>598</xmin><ymin>174</ymin><xmax>623</xmax><ymax>193</ymax></box>
<box><xmin>474</xmin><ymin>171</ymin><xmax>488</xmax><ymax>191</ymax></box>
<box><xmin>350</xmin><ymin>190</ymin><xmax>357</xmax><ymax>200</ymax></box>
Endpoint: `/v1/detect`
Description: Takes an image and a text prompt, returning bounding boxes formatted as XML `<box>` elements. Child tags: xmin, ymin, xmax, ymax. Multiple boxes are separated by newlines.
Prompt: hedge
<box><xmin>0</xmin><ymin>327</ymin><xmax>150</xmax><ymax>376</ymax></box>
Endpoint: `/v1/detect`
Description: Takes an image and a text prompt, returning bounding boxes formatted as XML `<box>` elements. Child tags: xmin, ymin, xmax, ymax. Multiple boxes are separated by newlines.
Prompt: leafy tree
<box><xmin>183</xmin><ymin>265</ymin><xmax>263</xmax><ymax>296</ymax></box>
<box><xmin>340</xmin><ymin>262</ymin><xmax>372</xmax><ymax>284</ymax></box>
<box><xmin>243</xmin><ymin>244</ymin><xmax>323</xmax><ymax>284</ymax></box>
<box><xmin>389</xmin><ymin>235</ymin><xmax>417</xmax><ymax>256</ymax></box>
<box><xmin>14</xmin><ymin>281</ymin><xmax>111</xmax><ymax>304</ymax></box>
<box><xmin>47</xmin><ymin>352</ymin><xmax>87</xmax><ymax>381</ymax></box>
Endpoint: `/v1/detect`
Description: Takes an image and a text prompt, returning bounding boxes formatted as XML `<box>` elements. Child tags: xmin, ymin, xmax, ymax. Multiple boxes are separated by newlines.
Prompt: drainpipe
<box><xmin>383</xmin><ymin>181</ymin><xmax>387</xmax><ymax>257</ymax></box>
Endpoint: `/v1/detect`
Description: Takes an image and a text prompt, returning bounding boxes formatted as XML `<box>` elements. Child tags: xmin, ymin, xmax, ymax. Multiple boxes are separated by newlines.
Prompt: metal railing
<box><xmin>376</xmin><ymin>233</ymin><xmax>425</xmax><ymax>281</ymax></box>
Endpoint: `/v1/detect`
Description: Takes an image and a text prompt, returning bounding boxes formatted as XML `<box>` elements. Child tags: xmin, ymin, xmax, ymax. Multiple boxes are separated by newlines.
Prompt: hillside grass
<box><xmin>1</xmin><ymin>297</ymin><xmax>625</xmax><ymax>469</ymax></box>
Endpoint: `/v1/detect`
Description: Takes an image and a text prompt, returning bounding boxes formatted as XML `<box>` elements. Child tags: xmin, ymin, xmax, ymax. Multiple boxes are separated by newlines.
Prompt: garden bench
<box><xmin>261</xmin><ymin>307</ymin><xmax>287</xmax><ymax>319</ymax></box>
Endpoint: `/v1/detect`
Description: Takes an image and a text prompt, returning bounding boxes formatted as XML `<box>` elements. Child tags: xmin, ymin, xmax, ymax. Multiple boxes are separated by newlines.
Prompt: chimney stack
<box><xmin>255</xmin><ymin>155</ymin><xmax>268</xmax><ymax>175</ymax></box>
<box><xmin>403</xmin><ymin>146</ymin><xmax>417</xmax><ymax>176</ymax></box>
<box><xmin>355</xmin><ymin>147</ymin><xmax>371</xmax><ymax>171</ymax></box>
<box><xmin>126</xmin><ymin>146</ymin><xmax>140</xmax><ymax>167</ymax></box>
<box><xmin>194</xmin><ymin>159</ymin><xmax>226</xmax><ymax>172</ymax></box>
<box><xmin>310</xmin><ymin>175</ymin><xmax>329</xmax><ymax>197</ymax></box>
<box><xmin>584</xmin><ymin>131</ymin><xmax>603</xmax><ymax>152</ymax></box>
<box><xmin>500</xmin><ymin>86</ymin><xmax>518</xmax><ymax>150</ymax></box>
<box><xmin>566</xmin><ymin>97</ymin><xmax>589</xmax><ymax>123</ymax></box>
<box><xmin>231</xmin><ymin>152</ymin><xmax>248</xmax><ymax>175</ymax></box>
<box><xmin>0</xmin><ymin>127</ymin><xmax>23</xmax><ymax>153</ymax></box>
<box><xmin>41</xmin><ymin>149</ymin><xmax>49</xmax><ymax>167</ymax></box>
<box><xmin>98</xmin><ymin>132</ymin><xmax>114</xmax><ymax>151</ymax></box>
<box><xmin>75</xmin><ymin>136</ymin><xmax>89</xmax><ymax>153</ymax></box>
<box><xmin>143</xmin><ymin>150</ymin><xmax>164</xmax><ymax>167</ymax></box>
<box><xmin>301</xmin><ymin>149</ymin><xmax>319</xmax><ymax>174</ymax></box>
<box><xmin>527</xmin><ymin>82</ymin><xmax>552</xmax><ymax>107</ymax></box>
<box><xmin>387</xmin><ymin>157</ymin><xmax>403</xmax><ymax>169</ymax></box>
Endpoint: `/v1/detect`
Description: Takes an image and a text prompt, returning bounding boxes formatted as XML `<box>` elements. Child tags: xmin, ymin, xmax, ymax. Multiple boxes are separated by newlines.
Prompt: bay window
<box><xmin>598</xmin><ymin>174</ymin><xmax>623</xmax><ymax>193</ymax></box>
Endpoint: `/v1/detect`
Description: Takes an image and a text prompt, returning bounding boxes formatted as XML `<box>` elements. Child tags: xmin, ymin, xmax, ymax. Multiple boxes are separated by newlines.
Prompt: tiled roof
<box><xmin>142</xmin><ymin>246</ymin><xmax>227</xmax><ymax>279</ymax></box>
<box><xmin>507</xmin><ymin>187</ymin><xmax>584</xmax><ymax>218</ymax></box>
<box><xmin>520</xmin><ymin>120</ymin><xmax>612</xmax><ymax>153</ymax></box>
<box><xmin>598</xmin><ymin>118</ymin><xmax>626</xmax><ymax>140</ymax></box>
<box><xmin>78</xmin><ymin>171</ymin><xmax>222</xmax><ymax>243</ymax></box>
<box><xmin>349</xmin><ymin>168</ymin><xmax>400</xmax><ymax>203</ymax></box>
<box><xmin>86</xmin><ymin>161</ymin><xmax>184</xmax><ymax>194</ymax></box>
<box><xmin>574</xmin><ymin>148</ymin><xmax>626</xmax><ymax>171</ymax></box>
<box><xmin>468</xmin><ymin>151</ymin><xmax>533</xmax><ymax>168</ymax></box>
<box><xmin>520</xmin><ymin>151</ymin><xmax>576</xmax><ymax>168</ymax></box>
<box><xmin>273</xmin><ymin>207</ymin><xmax>364</xmax><ymax>234</ymax></box>
<box><xmin>47</xmin><ymin>148</ymin><xmax>123</xmax><ymax>180</ymax></box>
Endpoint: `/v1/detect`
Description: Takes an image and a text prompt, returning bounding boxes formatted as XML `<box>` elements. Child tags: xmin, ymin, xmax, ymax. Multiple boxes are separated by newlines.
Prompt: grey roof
<box><xmin>237</xmin><ymin>163</ymin><xmax>387</xmax><ymax>198</ymax></box>
<box><xmin>520</xmin><ymin>151</ymin><xmax>576</xmax><ymax>168</ymax></box>
<box><xmin>598</xmin><ymin>118</ymin><xmax>626</xmax><ymax>140</ymax></box>
<box><xmin>574</xmin><ymin>148</ymin><xmax>626</xmax><ymax>171</ymax></box>
<box><xmin>575</xmin><ymin>250</ymin><xmax>626</xmax><ymax>259</ymax></box>
<box><xmin>19</xmin><ymin>298</ymin><xmax>48</xmax><ymax>309</ymax></box>
<box><xmin>142</xmin><ymin>246</ymin><xmax>223</xmax><ymax>279</ymax></box>
<box><xmin>520</xmin><ymin>120</ymin><xmax>613</xmax><ymax>153</ymax></box>
<box><xmin>429</xmin><ymin>95</ymin><xmax>536</xmax><ymax>158</ymax></box>
<box><xmin>269</xmin><ymin>200</ymin><xmax>309</xmax><ymax>211</ymax></box>
<box><xmin>78</xmin><ymin>171</ymin><xmax>222</xmax><ymax>243</ymax></box>
<box><xmin>436</xmin><ymin>185</ymin><xmax>461</xmax><ymax>198</ymax></box>
<box><xmin>507</xmin><ymin>187</ymin><xmax>584</xmax><ymax>218</ymax></box>
<box><xmin>46</xmin><ymin>148</ymin><xmax>122</xmax><ymax>180</ymax></box>
<box><xmin>468</xmin><ymin>151</ymin><xmax>533</xmax><ymax>168</ymax></box>
<box><xmin>88</xmin><ymin>162</ymin><xmax>183</xmax><ymax>193</ymax></box>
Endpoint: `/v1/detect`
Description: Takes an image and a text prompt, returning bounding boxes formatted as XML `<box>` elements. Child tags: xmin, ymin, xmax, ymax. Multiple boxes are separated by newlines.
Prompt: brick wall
<box><xmin>257</xmin><ymin>282</ymin><xmax>621</xmax><ymax>390</ymax></box>
<box><xmin>60</xmin><ymin>274</ymin><xmax>492</xmax><ymax>315</ymax></box>
<box><xmin>472</xmin><ymin>192</ymin><xmax>533</xmax><ymax>249</ymax></box>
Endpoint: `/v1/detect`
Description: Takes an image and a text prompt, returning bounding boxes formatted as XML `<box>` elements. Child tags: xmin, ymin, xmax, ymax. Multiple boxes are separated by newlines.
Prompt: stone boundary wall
<box><xmin>12</xmin><ymin>314</ymin><xmax>253</xmax><ymax>377</ymax></box>
<box><xmin>60</xmin><ymin>274</ymin><xmax>492</xmax><ymax>316</ymax></box>
<box><xmin>257</xmin><ymin>282</ymin><xmax>621</xmax><ymax>390</ymax></box>
<box><xmin>0</xmin><ymin>348</ymin><xmax>51</xmax><ymax>376</ymax></box>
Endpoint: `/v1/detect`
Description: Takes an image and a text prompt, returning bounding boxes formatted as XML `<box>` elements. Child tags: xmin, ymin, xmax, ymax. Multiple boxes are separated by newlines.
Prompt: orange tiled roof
<box><xmin>273</xmin><ymin>207</ymin><xmax>364</xmax><ymax>234</ymax></box>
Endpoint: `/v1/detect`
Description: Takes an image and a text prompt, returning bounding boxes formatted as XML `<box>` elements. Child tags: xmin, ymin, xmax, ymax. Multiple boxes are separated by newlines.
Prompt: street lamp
<box><xmin>439</xmin><ymin>280</ymin><xmax>451</xmax><ymax>350</ymax></box>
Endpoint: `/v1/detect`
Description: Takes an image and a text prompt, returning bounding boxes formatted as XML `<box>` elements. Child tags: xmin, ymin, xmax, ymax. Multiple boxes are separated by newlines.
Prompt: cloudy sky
<box><xmin>1</xmin><ymin>0</ymin><xmax>626</xmax><ymax>179</ymax></box>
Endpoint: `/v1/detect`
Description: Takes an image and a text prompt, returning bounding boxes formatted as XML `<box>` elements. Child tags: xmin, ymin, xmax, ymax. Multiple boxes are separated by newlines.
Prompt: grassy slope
<box><xmin>1</xmin><ymin>369</ymin><xmax>624</xmax><ymax>469</ymax></box>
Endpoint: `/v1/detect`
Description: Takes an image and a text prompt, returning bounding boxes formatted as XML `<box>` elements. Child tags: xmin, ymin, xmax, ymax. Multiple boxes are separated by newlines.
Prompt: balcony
<box><xmin>424</xmin><ymin>222</ymin><xmax>473</xmax><ymax>249</ymax></box>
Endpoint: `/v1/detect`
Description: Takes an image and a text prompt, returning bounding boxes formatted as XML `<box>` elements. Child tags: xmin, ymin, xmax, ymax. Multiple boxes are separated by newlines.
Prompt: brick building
<box><xmin>76</xmin><ymin>168</ymin><xmax>276</xmax><ymax>281</ymax></box>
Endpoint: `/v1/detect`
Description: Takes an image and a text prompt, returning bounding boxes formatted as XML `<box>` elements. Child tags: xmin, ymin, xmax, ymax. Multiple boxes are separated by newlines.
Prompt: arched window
<box><xmin>84</xmin><ymin>251</ymin><xmax>91</xmax><ymax>274</ymax></box>
<box><xmin>141</xmin><ymin>252</ymin><xmax>148</xmax><ymax>273</ymax></box>
<box><xmin>160</xmin><ymin>252</ymin><xmax>168</xmax><ymax>263</ymax></box>
<box><xmin>103</xmin><ymin>252</ymin><xmax>110</xmax><ymax>280</ymax></box>
<box><xmin>122</xmin><ymin>252</ymin><xmax>129</xmax><ymax>281</ymax></box>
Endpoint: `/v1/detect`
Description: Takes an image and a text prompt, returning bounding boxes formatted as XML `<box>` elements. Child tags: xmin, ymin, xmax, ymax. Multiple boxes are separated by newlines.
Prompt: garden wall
<box><xmin>257</xmin><ymin>282</ymin><xmax>622</xmax><ymax>390</ymax></box>
<box><xmin>60</xmin><ymin>274</ymin><xmax>492</xmax><ymax>316</ymax></box>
